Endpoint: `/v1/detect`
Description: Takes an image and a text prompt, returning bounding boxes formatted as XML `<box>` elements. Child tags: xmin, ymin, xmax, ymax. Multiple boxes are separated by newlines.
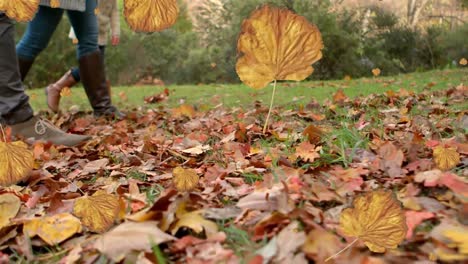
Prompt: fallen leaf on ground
<box><xmin>95</xmin><ymin>221</ymin><xmax>175</xmax><ymax>262</ymax></box>
<box><xmin>237</xmin><ymin>184</ymin><xmax>294</xmax><ymax>214</ymax></box>
<box><xmin>0</xmin><ymin>141</ymin><xmax>34</xmax><ymax>186</ymax></box>
<box><xmin>73</xmin><ymin>190</ymin><xmax>119</xmax><ymax>233</ymax></box>
<box><xmin>171</xmin><ymin>210</ymin><xmax>218</xmax><ymax>237</ymax></box>
<box><xmin>173</xmin><ymin>167</ymin><xmax>199</xmax><ymax>192</ymax></box>
<box><xmin>0</xmin><ymin>194</ymin><xmax>21</xmax><ymax>229</ymax></box>
<box><xmin>405</xmin><ymin>210</ymin><xmax>435</xmax><ymax>239</ymax></box>
<box><xmin>433</xmin><ymin>145</ymin><xmax>460</xmax><ymax>171</ymax></box>
<box><xmin>339</xmin><ymin>190</ymin><xmax>406</xmax><ymax>253</ymax></box>
<box><xmin>23</xmin><ymin>213</ymin><xmax>82</xmax><ymax>245</ymax></box>
<box><xmin>302</xmin><ymin>225</ymin><xmax>344</xmax><ymax>262</ymax></box>
<box><xmin>443</xmin><ymin>228</ymin><xmax>468</xmax><ymax>254</ymax></box>
<box><xmin>294</xmin><ymin>142</ymin><xmax>321</xmax><ymax>162</ymax></box>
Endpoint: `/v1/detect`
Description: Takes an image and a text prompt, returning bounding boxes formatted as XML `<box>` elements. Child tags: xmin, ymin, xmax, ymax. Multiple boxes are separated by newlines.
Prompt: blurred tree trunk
<box><xmin>407</xmin><ymin>0</ymin><xmax>431</xmax><ymax>28</ymax></box>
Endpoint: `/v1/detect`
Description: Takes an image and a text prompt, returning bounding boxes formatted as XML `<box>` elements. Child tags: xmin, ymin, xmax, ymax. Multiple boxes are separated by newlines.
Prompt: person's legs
<box><xmin>16</xmin><ymin>6</ymin><xmax>64</xmax><ymax>81</ymax></box>
<box><xmin>0</xmin><ymin>14</ymin><xmax>33</xmax><ymax>125</ymax></box>
<box><xmin>0</xmin><ymin>14</ymin><xmax>90</xmax><ymax>147</ymax></box>
<box><xmin>67</xmin><ymin>1</ymin><xmax>122</xmax><ymax>118</ymax></box>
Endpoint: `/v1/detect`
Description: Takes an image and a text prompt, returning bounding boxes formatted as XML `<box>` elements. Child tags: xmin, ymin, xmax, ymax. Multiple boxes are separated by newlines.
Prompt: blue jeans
<box><xmin>16</xmin><ymin>0</ymin><xmax>98</xmax><ymax>61</ymax></box>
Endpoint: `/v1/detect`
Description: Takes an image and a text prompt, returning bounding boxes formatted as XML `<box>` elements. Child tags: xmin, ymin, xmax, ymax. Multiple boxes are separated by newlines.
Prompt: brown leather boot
<box><xmin>45</xmin><ymin>70</ymin><xmax>77</xmax><ymax>113</ymax></box>
<box><xmin>79</xmin><ymin>50</ymin><xmax>124</xmax><ymax>118</ymax></box>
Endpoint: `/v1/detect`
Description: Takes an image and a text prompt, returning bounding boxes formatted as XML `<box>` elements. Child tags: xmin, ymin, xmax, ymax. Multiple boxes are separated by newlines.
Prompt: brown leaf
<box><xmin>0</xmin><ymin>194</ymin><xmax>21</xmax><ymax>229</ymax></box>
<box><xmin>0</xmin><ymin>141</ymin><xmax>34</xmax><ymax>186</ymax></box>
<box><xmin>124</xmin><ymin>0</ymin><xmax>179</xmax><ymax>32</ymax></box>
<box><xmin>23</xmin><ymin>213</ymin><xmax>82</xmax><ymax>245</ymax></box>
<box><xmin>294</xmin><ymin>141</ymin><xmax>321</xmax><ymax>162</ymax></box>
<box><xmin>95</xmin><ymin>221</ymin><xmax>175</xmax><ymax>262</ymax></box>
<box><xmin>433</xmin><ymin>145</ymin><xmax>460</xmax><ymax>171</ymax></box>
<box><xmin>302</xmin><ymin>226</ymin><xmax>344</xmax><ymax>262</ymax></box>
<box><xmin>172</xmin><ymin>167</ymin><xmax>199</xmax><ymax>192</ymax></box>
<box><xmin>73</xmin><ymin>191</ymin><xmax>119</xmax><ymax>233</ymax></box>
<box><xmin>332</xmin><ymin>89</ymin><xmax>348</xmax><ymax>104</ymax></box>
<box><xmin>339</xmin><ymin>190</ymin><xmax>406</xmax><ymax>253</ymax></box>
<box><xmin>378</xmin><ymin>141</ymin><xmax>404</xmax><ymax>177</ymax></box>
<box><xmin>236</xmin><ymin>5</ymin><xmax>323</xmax><ymax>89</ymax></box>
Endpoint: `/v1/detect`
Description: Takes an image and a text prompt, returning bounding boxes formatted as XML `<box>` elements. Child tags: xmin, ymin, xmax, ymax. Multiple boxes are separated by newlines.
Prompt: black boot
<box><xmin>78</xmin><ymin>50</ymin><xmax>124</xmax><ymax>119</ymax></box>
<box><xmin>17</xmin><ymin>57</ymin><xmax>34</xmax><ymax>81</ymax></box>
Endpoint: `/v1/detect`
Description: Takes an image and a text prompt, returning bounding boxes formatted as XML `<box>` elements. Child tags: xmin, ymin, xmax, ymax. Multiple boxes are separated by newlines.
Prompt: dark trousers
<box><xmin>0</xmin><ymin>13</ymin><xmax>33</xmax><ymax>125</ymax></box>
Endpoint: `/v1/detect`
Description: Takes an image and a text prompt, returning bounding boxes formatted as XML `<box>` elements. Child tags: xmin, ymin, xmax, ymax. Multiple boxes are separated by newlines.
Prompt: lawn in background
<box><xmin>27</xmin><ymin>68</ymin><xmax>467</xmax><ymax>113</ymax></box>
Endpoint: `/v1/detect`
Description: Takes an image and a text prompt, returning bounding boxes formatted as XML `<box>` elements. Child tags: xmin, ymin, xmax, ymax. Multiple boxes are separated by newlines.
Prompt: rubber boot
<box><xmin>17</xmin><ymin>57</ymin><xmax>34</xmax><ymax>81</ymax></box>
<box><xmin>45</xmin><ymin>70</ymin><xmax>77</xmax><ymax>113</ymax></box>
<box><xmin>78</xmin><ymin>50</ymin><xmax>124</xmax><ymax>118</ymax></box>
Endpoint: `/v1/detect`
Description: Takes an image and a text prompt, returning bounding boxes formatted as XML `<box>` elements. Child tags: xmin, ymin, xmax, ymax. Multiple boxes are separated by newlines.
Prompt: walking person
<box><xmin>0</xmin><ymin>12</ymin><xmax>90</xmax><ymax>146</ymax></box>
<box><xmin>16</xmin><ymin>0</ymin><xmax>123</xmax><ymax>118</ymax></box>
<box><xmin>47</xmin><ymin>0</ymin><xmax>121</xmax><ymax>113</ymax></box>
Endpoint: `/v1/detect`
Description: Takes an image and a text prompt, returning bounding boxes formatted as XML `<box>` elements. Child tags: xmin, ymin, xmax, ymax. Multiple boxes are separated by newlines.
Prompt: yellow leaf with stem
<box><xmin>0</xmin><ymin>126</ymin><xmax>34</xmax><ymax>186</ymax></box>
<box><xmin>236</xmin><ymin>5</ymin><xmax>323</xmax><ymax>133</ymax></box>
<box><xmin>326</xmin><ymin>190</ymin><xmax>406</xmax><ymax>261</ymax></box>
<box><xmin>73</xmin><ymin>190</ymin><xmax>119</xmax><ymax>233</ymax></box>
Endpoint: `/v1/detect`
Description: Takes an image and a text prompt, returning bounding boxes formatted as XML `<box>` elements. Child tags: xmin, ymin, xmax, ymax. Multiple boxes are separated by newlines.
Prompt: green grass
<box><xmin>27</xmin><ymin>68</ymin><xmax>467</xmax><ymax>112</ymax></box>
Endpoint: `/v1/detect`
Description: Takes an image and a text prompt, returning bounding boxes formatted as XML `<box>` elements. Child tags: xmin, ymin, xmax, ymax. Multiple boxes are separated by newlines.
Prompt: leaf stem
<box><xmin>325</xmin><ymin>238</ymin><xmax>359</xmax><ymax>262</ymax></box>
<box><xmin>0</xmin><ymin>124</ymin><xmax>6</xmax><ymax>142</ymax></box>
<box><xmin>263</xmin><ymin>79</ymin><xmax>277</xmax><ymax>134</ymax></box>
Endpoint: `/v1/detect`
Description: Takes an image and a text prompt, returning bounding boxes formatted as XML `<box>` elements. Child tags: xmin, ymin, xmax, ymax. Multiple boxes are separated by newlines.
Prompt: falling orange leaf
<box><xmin>60</xmin><ymin>87</ymin><xmax>72</xmax><ymax>97</ymax></box>
<box><xmin>172</xmin><ymin>167</ymin><xmax>199</xmax><ymax>192</ymax></box>
<box><xmin>172</xmin><ymin>104</ymin><xmax>196</xmax><ymax>119</ymax></box>
<box><xmin>124</xmin><ymin>0</ymin><xmax>179</xmax><ymax>32</ymax></box>
<box><xmin>73</xmin><ymin>191</ymin><xmax>119</xmax><ymax>233</ymax></box>
<box><xmin>0</xmin><ymin>141</ymin><xmax>34</xmax><ymax>186</ymax></box>
<box><xmin>372</xmin><ymin>68</ymin><xmax>381</xmax><ymax>77</ymax></box>
<box><xmin>23</xmin><ymin>213</ymin><xmax>82</xmax><ymax>245</ymax></box>
<box><xmin>0</xmin><ymin>0</ymin><xmax>39</xmax><ymax>22</ymax></box>
<box><xmin>332</xmin><ymin>89</ymin><xmax>348</xmax><ymax>104</ymax></box>
<box><xmin>236</xmin><ymin>5</ymin><xmax>323</xmax><ymax>89</ymax></box>
<box><xmin>94</xmin><ymin>8</ymin><xmax>100</xmax><ymax>15</ymax></box>
<box><xmin>433</xmin><ymin>145</ymin><xmax>460</xmax><ymax>171</ymax></box>
<box><xmin>459</xmin><ymin>58</ymin><xmax>467</xmax><ymax>66</ymax></box>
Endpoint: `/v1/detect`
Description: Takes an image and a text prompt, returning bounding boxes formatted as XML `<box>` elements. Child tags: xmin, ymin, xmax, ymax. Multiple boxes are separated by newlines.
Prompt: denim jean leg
<box><xmin>16</xmin><ymin>6</ymin><xmax>64</xmax><ymax>62</ymax></box>
<box><xmin>70</xmin><ymin>67</ymin><xmax>81</xmax><ymax>82</ymax></box>
<box><xmin>0</xmin><ymin>15</ymin><xmax>33</xmax><ymax>125</ymax></box>
<box><xmin>67</xmin><ymin>0</ymin><xmax>99</xmax><ymax>59</ymax></box>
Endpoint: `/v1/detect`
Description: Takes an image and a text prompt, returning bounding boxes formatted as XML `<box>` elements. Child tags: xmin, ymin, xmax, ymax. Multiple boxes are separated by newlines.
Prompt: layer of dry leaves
<box><xmin>0</xmin><ymin>80</ymin><xmax>467</xmax><ymax>263</ymax></box>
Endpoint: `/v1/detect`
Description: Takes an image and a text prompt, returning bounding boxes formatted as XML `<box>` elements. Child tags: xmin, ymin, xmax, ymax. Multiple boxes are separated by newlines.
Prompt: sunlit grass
<box><xmin>26</xmin><ymin>68</ymin><xmax>467</xmax><ymax>113</ymax></box>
